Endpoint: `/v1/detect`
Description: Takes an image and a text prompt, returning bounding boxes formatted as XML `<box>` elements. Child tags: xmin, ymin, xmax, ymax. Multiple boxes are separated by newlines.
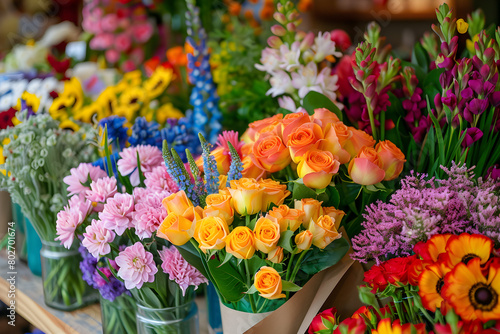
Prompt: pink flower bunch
<box><xmin>115</xmin><ymin>242</ymin><xmax>158</xmax><ymax>289</ymax></box>
<box><xmin>63</xmin><ymin>163</ymin><xmax>107</xmax><ymax>196</ymax></box>
<box><xmin>144</xmin><ymin>165</ymin><xmax>179</xmax><ymax>193</ymax></box>
<box><xmin>159</xmin><ymin>246</ymin><xmax>208</xmax><ymax>296</ymax></box>
<box><xmin>55</xmin><ymin>205</ymin><xmax>84</xmax><ymax>249</ymax></box>
<box><xmin>82</xmin><ymin>0</ymin><xmax>155</xmax><ymax>71</ymax></box>
<box><xmin>85</xmin><ymin>176</ymin><xmax>118</xmax><ymax>212</ymax></box>
<box><xmin>82</xmin><ymin>219</ymin><xmax>116</xmax><ymax>258</ymax></box>
<box><xmin>133</xmin><ymin>190</ymin><xmax>170</xmax><ymax>239</ymax></box>
<box><xmin>117</xmin><ymin>145</ymin><xmax>163</xmax><ymax>186</ymax></box>
<box><xmin>99</xmin><ymin>193</ymin><xmax>135</xmax><ymax>236</ymax></box>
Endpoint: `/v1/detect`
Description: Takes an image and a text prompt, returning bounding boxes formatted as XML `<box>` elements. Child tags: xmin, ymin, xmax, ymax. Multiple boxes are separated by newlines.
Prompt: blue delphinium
<box><xmin>158</xmin><ymin>116</ymin><xmax>201</xmax><ymax>162</ymax></box>
<box><xmin>128</xmin><ymin>117</ymin><xmax>159</xmax><ymax>147</ymax></box>
<box><xmin>227</xmin><ymin>143</ymin><xmax>243</xmax><ymax>187</ymax></box>
<box><xmin>199</xmin><ymin>134</ymin><xmax>219</xmax><ymax>195</ymax></box>
<box><xmin>98</xmin><ymin>116</ymin><xmax>128</xmax><ymax>150</ymax></box>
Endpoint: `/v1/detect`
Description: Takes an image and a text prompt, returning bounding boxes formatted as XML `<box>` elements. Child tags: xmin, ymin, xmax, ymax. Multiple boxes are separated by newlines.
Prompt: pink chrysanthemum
<box><xmin>159</xmin><ymin>246</ymin><xmax>208</xmax><ymax>296</ymax></box>
<box><xmin>133</xmin><ymin>187</ymin><xmax>150</xmax><ymax>203</ymax></box>
<box><xmin>85</xmin><ymin>177</ymin><xmax>118</xmax><ymax>212</ymax></box>
<box><xmin>115</xmin><ymin>242</ymin><xmax>158</xmax><ymax>289</ymax></box>
<box><xmin>216</xmin><ymin>130</ymin><xmax>244</xmax><ymax>157</ymax></box>
<box><xmin>144</xmin><ymin>165</ymin><xmax>179</xmax><ymax>193</ymax></box>
<box><xmin>82</xmin><ymin>219</ymin><xmax>115</xmax><ymax>258</ymax></box>
<box><xmin>64</xmin><ymin>163</ymin><xmax>107</xmax><ymax>196</ymax></box>
<box><xmin>133</xmin><ymin>190</ymin><xmax>170</xmax><ymax>239</ymax></box>
<box><xmin>68</xmin><ymin>194</ymin><xmax>93</xmax><ymax>218</ymax></box>
<box><xmin>99</xmin><ymin>193</ymin><xmax>135</xmax><ymax>236</ymax></box>
<box><xmin>117</xmin><ymin>145</ymin><xmax>163</xmax><ymax>186</ymax></box>
<box><xmin>55</xmin><ymin>206</ymin><xmax>83</xmax><ymax>249</ymax></box>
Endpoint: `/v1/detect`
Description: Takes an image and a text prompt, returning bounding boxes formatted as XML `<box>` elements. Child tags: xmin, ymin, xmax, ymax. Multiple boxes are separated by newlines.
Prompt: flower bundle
<box><xmin>309</xmin><ymin>233</ymin><xmax>500</xmax><ymax>334</ymax></box>
<box><xmin>352</xmin><ymin>162</ymin><xmax>500</xmax><ymax>264</ymax></box>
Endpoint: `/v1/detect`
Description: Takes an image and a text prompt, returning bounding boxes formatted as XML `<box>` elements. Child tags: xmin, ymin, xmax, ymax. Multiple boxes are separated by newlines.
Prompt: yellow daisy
<box><xmin>144</xmin><ymin>67</ymin><xmax>173</xmax><ymax>99</ymax></box>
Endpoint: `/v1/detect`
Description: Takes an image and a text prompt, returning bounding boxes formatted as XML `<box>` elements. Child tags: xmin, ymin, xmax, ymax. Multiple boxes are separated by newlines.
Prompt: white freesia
<box><xmin>267</xmin><ymin>70</ymin><xmax>294</xmax><ymax>97</ymax></box>
<box><xmin>278</xmin><ymin>41</ymin><xmax>301</xmax><ymax>71</ymax></box>
<box><xmin>312</xmin><ymin>32</ymin><xmax>342</xmax><ymax>63</ymax></box>
<box><xmin>255</xmin><ymin>48</ymin><xmax>281</xmax><ymax>74</ymax></box>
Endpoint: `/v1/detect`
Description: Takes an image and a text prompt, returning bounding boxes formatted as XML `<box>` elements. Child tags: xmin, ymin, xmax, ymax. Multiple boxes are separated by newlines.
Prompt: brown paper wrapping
<box><xmin>220</xmin><ymin>302</ymin><xmax>272</xmax><ymax>334</ymax></box>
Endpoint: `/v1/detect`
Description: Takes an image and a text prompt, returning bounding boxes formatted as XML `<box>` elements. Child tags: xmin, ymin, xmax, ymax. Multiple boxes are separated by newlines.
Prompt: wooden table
<box><xmin>0</xmin><ymin>252</ymin><xmax>208</xmax><ymax>334</ymax></box>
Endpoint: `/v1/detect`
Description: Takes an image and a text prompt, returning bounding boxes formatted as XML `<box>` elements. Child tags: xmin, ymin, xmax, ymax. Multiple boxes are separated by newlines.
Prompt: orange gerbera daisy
<box><xmin>421</xmin><ymin>234</ymin><xmax>453</xmax><ymax>262</ymax></box>
<box><xmin>442</xmin><ymin>258</ymin><xmax>500</xmax><ymax>321</ymax></box>
<box><xmin>371</xmin><ymin>318</ymin><xmax>426</xmax><ymax>334</ymax></box>
<box><xmin>418</xmin><ymin>261</ymin><xmax>452</xmax><ymax>312</ymax></box>
<box><xmin>446</xmin><ymin>233</ymin><xmax>492</xmax><ymax>267</ymax></box>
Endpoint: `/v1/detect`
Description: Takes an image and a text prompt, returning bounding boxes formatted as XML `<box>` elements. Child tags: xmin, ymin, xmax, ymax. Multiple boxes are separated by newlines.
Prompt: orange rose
<box><xmin>252</xmin><ymin>134</ymin><xmax>291</xmax><ymax>173</ymax></box>
<box><xmin>375</xmin><ymin>140</ymin><xmax>406</xmax><ymax>181</ymax></box>
<box><xmin>309</xmin><ymin>215</ymin><xmax>341</xmax><ymax>249</ymax></box>
<box><xmin>295</xmin><ymin>198</ymin><xmax>323</xmax><ymax>229</ymax></box>
<box><xmin>247</xmin><ymin>114</ymin><xmax>283</xmax><ymax>142</ymax></box>
<box><xmin>322</xmin><ymin>207</ymin><xmax>345</xmax><ymax>230</ymax></box>
<box><xmin>280</xmin><ymin>111</ymin><xmax>311</xmax><ymax>144</ymax></box>
<box><xmin>162</xmin><ymin>190</ymin><xmax>193</xmax><ymax>217</ymax></box>
<box><xmin>256</xmin><ymin>121</ymin><xmax>281</xmax><ymax>139</ymax></box>
<box><xmin>225</xmin><ymin>226</ymin><xmax>256</xmax><ymax>259</ymax></box>
<box><xmin>348</xmin><ymin>146</ymin><xmax>386</xmax><ymax>185</ymax></box>
<box><xmin>267</xmin><ymin>246</ymin><xmax>284</xmax><ymax>263</ymax></box>
<box><xmin>258</xmin><ymin>178</ymin><xmax>291</xmax><ymax>211</ymax></box>
<box><xmin>266</xmin><ymin>205</ymin><xmax>304</xmax><ymax>232</ymax></box>
<box><xmin>297</xmin><ymin>149</ymin><xmax>340</xmax><ymax>189</ymax></box>
<box><xmin>228</xmin><ymin>178</ymin><xmax>264</xmax><ymax>215</ymax></box>
<box><xmin>253</xmin><ymin>217</ymin><xmax>280</xmax><ymax>253</ymax></box>
<box><xmin>343</xmin><ymin>127</ymin><xmax>376</xmax><ymax>158</ymax></box>
<box><xmin>204</xmin><ymin>193</ymin><xmax>234</xmax><ymax>225</ymax></box>
<box><xmin>242</xmin><ymin>155</ymin><xmax>267</xmax><ymax>180</ymax></box>
<box><xmin>157</xmin><ymin>213</ymin><xmax>194</xmax><ymax>246</ymax></box>
<box><xmin>311</xmin><ymin>108</ymin><xmax>340</xmax><ymax>132</ymax></box>
<box><xmin>219</xmin><ymin>175</ymin><xmax>228</xmax><ymax>190</ymax></box>
<box><xmin>287</xmin><ymin>122</ymin><xmax>324</xmax><ymax>163</ymax></box>
<box><xmin>254</xmin><ymin>266</ymin><xmax>286</xmax><ymax>299</ymax></box>
<box><xmin>320</xmin><ymin>122</ymin><xmax>351</xmax><ymax>164</ymax></box>
<box><xmin>194</xmin><ymin>216</ymin><xmax>230</xmax><ymax>252</ymax></box>
<box><xmin>295</xmin><ymin>230</ymin><xmax>313</xmax><ymax>251</ymax></box>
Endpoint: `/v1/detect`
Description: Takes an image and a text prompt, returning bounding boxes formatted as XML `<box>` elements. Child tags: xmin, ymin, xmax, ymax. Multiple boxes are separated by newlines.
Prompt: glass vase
<box><xmin>24</xmin><ymin>217</ymin><xmax>42</xmax><ymax>276</ymax></box>
<box><xmin>136</xmin><ymin>301</ymin><xmax>199</xmax><ymax>334</ymax></box>
<box><xmin>100</xmin><ymin>293</ymin><xmax>137</xmax><ymax>334</ymax></box>
<box><xmin>40</xmin><ymin>240</ymin><xmax>98</xmax><ymax>311</ymax></box>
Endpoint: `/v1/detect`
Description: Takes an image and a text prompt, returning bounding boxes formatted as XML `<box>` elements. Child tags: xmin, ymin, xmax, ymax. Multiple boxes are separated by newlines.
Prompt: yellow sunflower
<box><xmin>155</xmin><ymin>103</ymin><xmax>184</xmax><ymax>124</ymax></box>
<box><xmin>115</xmin><ymin>70</ymin><xmax>143</xmax><ymax>93</ymax></box>
<box><xmin>446</xmin><ymin>233</ymin><xmax>493</xmax><ymax>267</ymax></box>
<box><xmin>418</xmin><ymin>261</ymin><xmax>452</xmax><ymax>312</ymax></box>
<box><xmin>15</xmin><ymin>92</ymin><xmax>40</xmax><ymax>112</ymax></box>
<box><xmin>119</xmin><ymin>86</ymin><xmax>148</xmax><ymax>112</ymax></box>
<box><xmin>74</xmin><ymin>104</ymin><xmax>102</xmax><ymax>123</ymax></box>
<box><xmin>61</xmin><ymin>77</ymin><xmax>84</xmax><ymax>112</ymax></box>
<box><xmin>49</xmin><ymin>96</ymin><xmax>72</xmax><ymax>121</ymax></box>
<box><xmin>114</xmin><ymin>105</ymin><xmax>136</xmax><ymax>123</ymax></box>
<box><xmin>144</xmin><ymin>67</ymin><xmax>173</xmax><ymax>99</ymax></box>
<box><xmin>59</xmin><ymin>119</ymin><xmax>81</xmax><ymax>132</ymax></box>
<box><xmin>95</xmin><ymin>86</ymin><xmax>118</xmax><ymax>118</ymax></box>
<box><xmin>442</xmin><ymin>258</ymin><xmax>500</xmax><ymax>321</ymax></box>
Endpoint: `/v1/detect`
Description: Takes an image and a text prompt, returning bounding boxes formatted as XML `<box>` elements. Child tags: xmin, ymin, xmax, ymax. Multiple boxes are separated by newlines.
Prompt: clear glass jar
<box><xmin>100</xmin><ymin>293</ymin><xmax>137</xmax><ymax>334</ymax></box>
<box><xmin>136</xmin><ymin>300</ymin><xmax>199</xmax><ymax>334</ymax></box>
<box><xmin>40</xmin><ymin>240</ymin><xmax>98</xmax><ymax>311</ymax></box>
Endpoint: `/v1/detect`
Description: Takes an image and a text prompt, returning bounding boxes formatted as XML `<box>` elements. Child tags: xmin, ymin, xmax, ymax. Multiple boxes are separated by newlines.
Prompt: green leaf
<box><xmin>300</xmin><ymin>237</ymin><xmax>350</xmax><ymax>275</ymax></box>
<box><xmin>302</xmin><ymin>91</ymin><xmax>343</xmax><ymax>121</ymax></box>
<box><xmin>219</xmin><ymin>251</ymin><xmax>234</xmax><ymax>267</ymax></box>
<box><xmin>136</xmin><ymin>151</ymin><xmax>146</xmax><ymax>187</ymax></box>
<box><xmin>281</xmin><ymin>280</ymin><xmax>301</xmax><ymax>292</ymax></box>
<box><xmin>358</xmin><ymin>286</ymin><xmax>378</xmax><ymax>307</ymax></box>
<box><xmin>411</xmin><ymin>43</ymin><xmax>430</xmax><ymax>72</ymax></box>
<box><xmin>247</xmin><ymin>256</ymin><xmax>267</xmax><ymax>275</ymax></box>
<box><xmin>247</xmin><ymin>285</ymin><xmax>258</xmax><ymax>294</ymax></box>
<box><xmin>278</xmin><ymin>230</ymin><xmax>295</xmax><ymax>253</ymax></box>
<box><xmin>325</xmin><ymin>187</ymin><xmax>340</xmax><ymax>208</ymax></box>
<box><xmin>176</xmin><ymin>243</ymin><xmax>209</xmax><ymax>279</ymax></box>
<box><xmin>292</xmin><ymin>181</ymin><xmax>317</xmax><ymax>201</ymax></box>
<box><xmin>207</xmin><ymin>256</ymin><xmax>247</xmax><ymax>302</ymax></box>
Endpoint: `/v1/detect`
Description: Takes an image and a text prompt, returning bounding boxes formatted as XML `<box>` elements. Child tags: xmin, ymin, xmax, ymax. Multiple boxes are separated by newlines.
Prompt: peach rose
<box><xmin>348</xmin><ymin>146</ymin><xmax>386</xmax><ymax>185</ymax></box>
<box><xmin>242</xmin><ymin>155</ymin><xmax>268</xmax><ymax>180</ymax></box>
<box><xmin>375</xmin><ymin>140</ymin><xmax>406</xmax><ymax>181</ymax></box>
<box><xmin>343</xmin><ymin>127</ymin><xmax>376</xmax><ymax>158</ymax></box>
<box><xmin>157</xmin><ymin>213</ymin><xmax>193</xmax><ymax>246</ymax></box>
<box><xmin>254</xmin><ymin>266</ymin><xmax>286</xmax><ymax>299</ymax></box>
<box><xmin>309</xmin><ymin>215</ymin><xmax>341</xmax><ymax>249</ymax></box>
<box><xmin>228</xmin><ymin>178</ymin><xmax>264</xmax><ymax>215</ymax></box>
<box><xmin>194</xmin><ymin>216</ymin><xmax>230</xmax><ymax>252</ymax></box>
<box><xmin>295</xmin><ymin>230</ymin><xmax>313</xmax><ymax>251</ymax></box>
<box><xmin>297</xmin><ymin>149</ymin><xmax>340</xmax><ymax>189</ymax></box>
<box><xmin>204</xmin><ymin>193</ymin><xmax>234</xmax><ymax>225</ymax></box>
<box><xmin>256</xmin><ymin>121</ymin><xmax>281</xmax><ymax>139</ymax></box>
<box><xmin>266</xmin><ymin>205</ymin><xmax>304</xmax><ymax>232</ymax></box>
<box><xmin>247</xmin><ymin>114</ymin><xmax>283</xmax><ymax>142</ymax></box>
<box><xmin>211</xmin><ymin>146</ymin><xmax>231</xmax><ymax>175</ymax></box>
<box><xmin>320</xmin><ymin>122</ymin><xmax>352</xmax><ymax>164</ymax></box>
<box><xmin>322</xmin><ymin>207</ymin><xmax>345</xmax><ymax>230</ymax></box>
<box><xmin>287</xmin><ymin>122</ymin><xmax>324</xmax><ymax>163</ymax></box>
<box><xmin>225</xmin><ymin>226</ymin><xmax>256</xmax><ymax>259</ymax></box>
<box><xmin>294</xmin><ymin>198</ymin><xmax>323</xmax><ymax>229</ymax></box>
<box><xmin>252</xmin><ymin>134</ymin><xmax>291</xmax><ymax>173</ymax></box>
<box><xmin>253</xmin><ymin>217</ymin><xmax>280</xmax><ymax>253</ymax></box>
<box><xmin>258</xmin><ymin>178</ymin><xmax>291</xmax><ymax>211</ymax></box>
<box><xmin>219</xmin><ymin>175</ymin><xmax>228</xmax><ymax>190</ymax></box>
<box><xmin>267</xmin><ymin>246</ymin><xmax>284</xmax><ymax>264</ymax></box>
<box><xmin>162</xmin><ymin>190</ymin><xmax>193</xmax><ymax>217</ymax></box>
<box><xmin>311</xmin><ymin>108</ymin><xmax>340</xmax><ymax>132</ymax></box>
<box><xmin>280</xmin><ymin>111</ymin><xmax>311</xmax><ymax>144</ymax></box>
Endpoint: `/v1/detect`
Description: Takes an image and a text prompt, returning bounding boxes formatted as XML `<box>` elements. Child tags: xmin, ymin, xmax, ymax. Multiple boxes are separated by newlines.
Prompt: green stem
<box><xmin>244</xmin><ymin>260</ymin><xmax>257</xmax><ymax>313</ymax></box>
<box><xmin>289</xmin><ymin>249</ymin><xmax>309</xmax><ymax>283</ymax></box>
<box><xmin>366</xmin><ymin>98</ymin><xmax>378</xmax><ymax>141</ymax></box>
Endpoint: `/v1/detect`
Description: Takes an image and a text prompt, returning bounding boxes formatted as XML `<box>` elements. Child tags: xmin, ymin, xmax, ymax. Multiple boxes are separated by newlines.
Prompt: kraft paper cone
<box><xmin>220</xmin><ymin>302</ymin><xmax>272</xmax><ymax>334</ymax></box>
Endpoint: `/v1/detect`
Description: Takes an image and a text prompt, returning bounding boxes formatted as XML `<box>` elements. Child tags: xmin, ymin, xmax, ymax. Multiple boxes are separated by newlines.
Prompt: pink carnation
<box><xmin>68</xmin><ymin>194</ymin><xmax>92</xmax><ymax>218</ymax></box>
<box><xmin>101</xmin><ymin>13</ymin><xmax>118</xmax><ymax>32</ymax></box>
<box><xmin>131</xmin><ymin>23</ymin><xmax>154</xmax><ymax>43</ymax></box>
<box><xmin>117</xmin><ymin>145</ymin><xmax>163</xmax><ymax>186</ymax></box>
<box><xmin>63</xmin><ymin>163</ymin><xmax>107</xmax><ymax>196</ymax></box>
<box><xmin>133</xmin><ymin>190</ymin><xmax>169</xmax><ymax>239</ymax></box>
<box><xmin>114</xmin><ymin>32</ymin><xmax>132</xmax><ymax>52</ymax></box>
<box><xmin>133</xmin><ymin>187</ymin><xmax>150</xmax><ymax>203</ymax></box>
<box><xmin>99</xmin><ymin>193</ymin><xmax>135</xmax><ymax>236</ymax></box>
<box><xmin>144</xmin><ymin>165</ymin><xmax>179</xmax><ymax>193</ymax></box>
<box><xmin>159</xmin><ymin>246</ymin><xmax>208</xmax><ymax>296</ymax></box>
<box><xmin>115</xmin><ymin>242</ymin><xmax>158</xmax><ymax>289</ymax></box>
<box><xmin>55</xmin><ymin>206</ymin><xmax>83</xmax><ymax>249</ymax></box>
<box><xmin>86</xmin><ymin>177</ymin><xmax>118</xmax><ymax>212</ymax></box>
<box><xmin>82</xmin><ymin>219</ymin><xmax>115</xmax><ymax>258</ymax></box>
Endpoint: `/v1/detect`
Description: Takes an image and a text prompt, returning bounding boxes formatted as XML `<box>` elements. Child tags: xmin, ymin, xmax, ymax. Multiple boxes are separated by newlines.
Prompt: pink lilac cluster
<box><xmin>82</xmin><ymin>0</ymin><xmax>155</xmax><ymax>71</ymax></box>
<box><xmin>352</xmin><ymin>162</ymin><xmax>500</xmax><ymax>264</ymax></box>
<box><xmin>117</xmin><ymin>145</ymin><xmax>164</xmax><ymax>187</ymax></box>
<box><xmin>158</xmin><ymin>246</ymin><xmax>208</xmax><ymax>296</ymax></box>
<box><xmin>115</xmin><ymin>242</ymin><xmax>158</xmax><ymax>289</ymax></box>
